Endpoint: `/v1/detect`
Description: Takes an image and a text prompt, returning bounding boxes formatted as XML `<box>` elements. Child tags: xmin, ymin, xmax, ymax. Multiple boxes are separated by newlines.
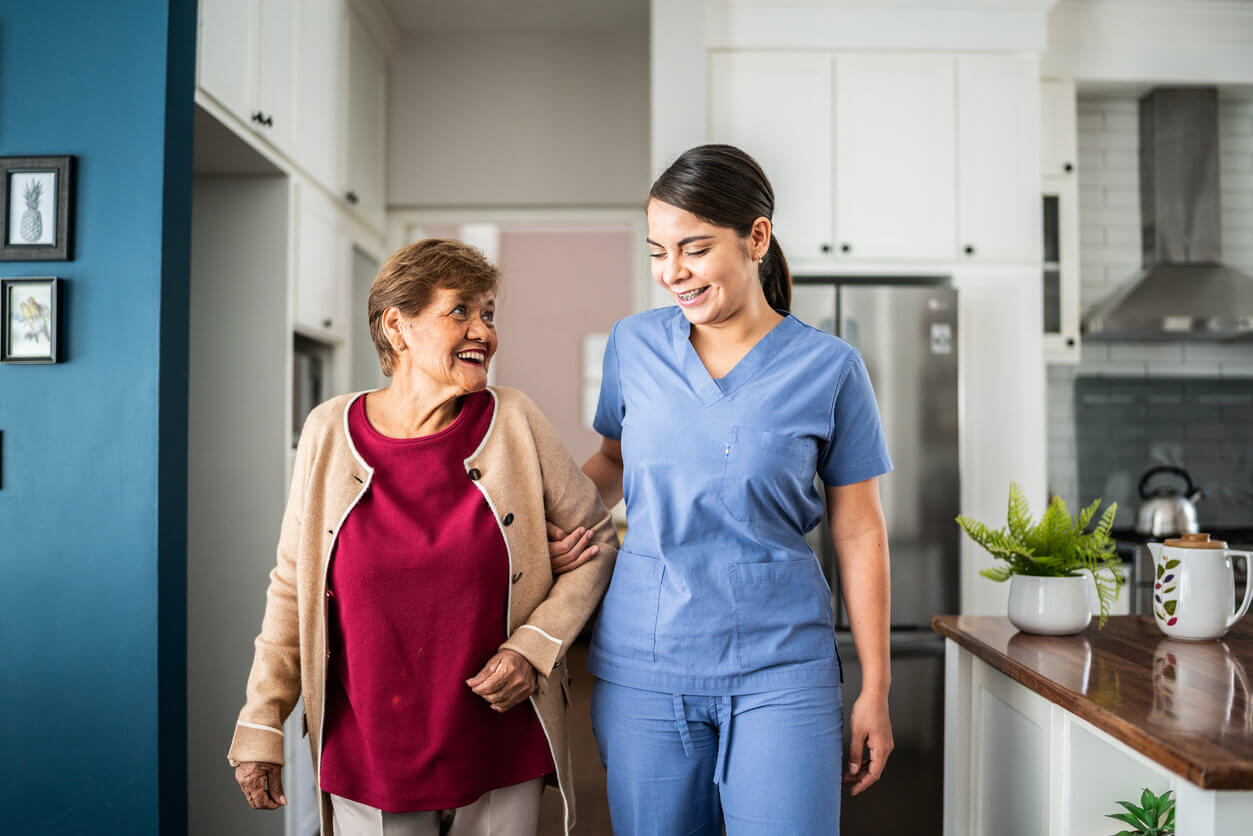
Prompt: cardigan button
<box><xmin>468</xmin><ymin>468</ymin><xmax>482</xmax><ymax>481</ymax></box>
<box><xmin>503</xmin><ymin>513</ymin><xmax>514</xmax><ymax>526</ymax></box>
<box><xmin>512</xmin><ymin>572</ymin><xmax>523</xmax><ymax>584</ymax></box>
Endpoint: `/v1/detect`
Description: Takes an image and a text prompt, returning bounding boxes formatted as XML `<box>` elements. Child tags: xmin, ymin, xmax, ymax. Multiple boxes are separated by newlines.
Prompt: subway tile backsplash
<box><xmin>1074</xmin><ymin>377</ymin><xmax>1253</xmax><ymax>529</ymax></box>
<box><xmin>1045</xmin><ymin>95</ymin><xmax>1253</xmax><ymax>522</ymax></box>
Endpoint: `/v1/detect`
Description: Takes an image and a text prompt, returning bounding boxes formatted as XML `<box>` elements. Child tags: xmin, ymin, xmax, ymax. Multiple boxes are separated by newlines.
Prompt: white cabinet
<box><xmin>295</xmin><ymin>185</ymin><xmax>346</xmax><ymax>339</ymax></box>
<box><xmin>833</xmin><ymin>53</ymin><xmax>955</xmax><ymax>261</ymax></box>
<box><xmin>956</xmin><ymin>54</ymin><xmax>1039</xmax><ymax>263</ymax></box>
<box><xmin>1041</xmin><ymin>79</ymin><xmax>1078</xmax><ymax>181</ymax></box>
<box><xmin>709</xmin><ymin>52</ymin><xmax>833</xmax><ymax>259</ymax></box>
<box><xmin>255</xmin><ymin>0</ymin><xmax>299</xmax><ymax>155</ymax></box>
<box><xmin>297</xmin><ymin>0</ymin><xmax>344</xmax><ymax>192</ymax></box>
<box><xmin>197</xmin><ymin>0</ymin><xmax>299</xmax><ymax>158</ymax></box>
<box><xmin>197</xmin><ymin>0</ymin><xmax>255</xmax><ymax>122</ymax></box>
<box><xmin>343</xmin><ymin>6</ymin><xmax>387</xmax><ymax>231</ymax></box>
<box><xmin>1041</xmin><ymin>79</ymin><xmax>1081</xmax><ymax>363</ymax></box>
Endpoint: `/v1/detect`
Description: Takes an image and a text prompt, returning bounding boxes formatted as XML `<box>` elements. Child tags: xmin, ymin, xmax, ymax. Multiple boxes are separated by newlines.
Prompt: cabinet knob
<box><xmin>345</xmin><ymin>191</ymin><xmax>359</xmax><ymax>206</ymax></box>
<box><xmin>322</xmin><ymin>318</ymin><xmax>333</xmax><ymax>330</ymax></box>
<box><xmin>264</xmin><ymin>114</ymin><xmax>273</xmax><ymax>127</ymax></box>
<box><xmin>1066</xmin><ymin>337</ymin><xmax>1076</xmax><ymax>347</ymax></box>
<box><xmin>964</xmin><ymin>244</ymin><xmax>975</xmax><ymax>256</ymax></box>
<box><xmin>840</xmin><ymin>243</ymin><xmax>851</xmax><ymax>254</ymax></box>
<box><xmin>820</xmin><ymin>243</ymin><xmax>831</xmax><ymax>254</ymax></box>
<box><xmin>1063</xmin><ymin>162</ymin><xmax>1074</xmax><ymax>173</ymax></box>
<box><xmin>251</xmin><ymin>111</ymin><xmax>264</xmax><ymax>124</ymax></box>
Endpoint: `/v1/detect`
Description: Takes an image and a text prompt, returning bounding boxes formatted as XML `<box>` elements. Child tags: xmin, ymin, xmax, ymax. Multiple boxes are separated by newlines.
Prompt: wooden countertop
<box><xmin>932</xmin><ymin>614</ymin><xmax>1253</xmax><ymax>789</ymax></box>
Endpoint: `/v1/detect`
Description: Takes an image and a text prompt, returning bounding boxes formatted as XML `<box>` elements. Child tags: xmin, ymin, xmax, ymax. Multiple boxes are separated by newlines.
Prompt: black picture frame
<box><xmin>0</xmin><ymin>156</ymin><xmax>74</xmax><ymax>261</ymax></box>
<box><xmin>1</xmin><ymin>277</ymin><xmax>60</xmax><ymax>364</ymax></box>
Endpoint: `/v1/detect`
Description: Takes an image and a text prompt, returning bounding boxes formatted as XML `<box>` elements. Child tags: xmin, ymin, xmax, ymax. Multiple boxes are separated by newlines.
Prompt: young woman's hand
<box><xmin>546</xmin><ymin>521</ymin><xmax>601</xmax><ymax>575</ymax></box>
<box><xmin>466</xmin><ymin>649</ymin><xmax>537</xmax><ymax>711</ymax></box>
<box><xmin>843</xmin><ymin>691</ymin><xmax>894</xmax><ymax>796</ymax></box>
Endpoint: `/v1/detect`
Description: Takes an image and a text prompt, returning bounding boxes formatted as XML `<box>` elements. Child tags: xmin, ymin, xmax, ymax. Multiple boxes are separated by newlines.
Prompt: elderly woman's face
<box><xmin>393</xmin><ymin>287</ymin><xmax>497</xmax><ymax>392</ymax></box>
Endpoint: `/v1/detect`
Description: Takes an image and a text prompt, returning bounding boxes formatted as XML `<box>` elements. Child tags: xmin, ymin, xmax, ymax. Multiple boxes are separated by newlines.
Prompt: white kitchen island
<box><xmin>934</xmin><ymin>615</ymin><xmax>1253</xmax><ymax>836</ymax></box>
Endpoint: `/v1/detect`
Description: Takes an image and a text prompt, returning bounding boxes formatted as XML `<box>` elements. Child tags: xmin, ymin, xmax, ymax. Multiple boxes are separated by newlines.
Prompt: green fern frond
<box><xmin>1007</xmin><ymin>481</ymin><xmax>1032</xmax><ymax>541</ymax></box>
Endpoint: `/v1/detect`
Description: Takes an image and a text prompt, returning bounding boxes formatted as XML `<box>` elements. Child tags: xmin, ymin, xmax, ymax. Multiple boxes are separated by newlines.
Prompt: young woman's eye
<box><xmin>684</xmin><ymin>248</ymin><xmax>710</xmax><ymax>257</ymax></box>
<box><xmin>649</xmin><ymin>251</ymin><xmax>666</xmax><ymax>260</ymax></box>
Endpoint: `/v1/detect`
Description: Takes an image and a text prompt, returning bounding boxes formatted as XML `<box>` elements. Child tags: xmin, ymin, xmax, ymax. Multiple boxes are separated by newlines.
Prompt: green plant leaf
<box><xmin>979</xmin><ymin>565</ymin><xmax>1014</xmax><ymax>582</ymax></box>
<box><xmin>1116</xmin><ymin>800</ymin><xmax>1153</xmax><ymax>827</ymax></box>
<box><xmin>1107</xmin><ymin>811</ymin><xmax>1146</xmax><ymax>828</ymax></box>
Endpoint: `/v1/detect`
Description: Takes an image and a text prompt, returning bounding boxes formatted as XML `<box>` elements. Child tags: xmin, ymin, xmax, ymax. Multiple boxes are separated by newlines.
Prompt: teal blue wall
<box><xmin>0</xmin><ymin>2</ymin><xmax>195</xmax><ymax>833</ymax></box>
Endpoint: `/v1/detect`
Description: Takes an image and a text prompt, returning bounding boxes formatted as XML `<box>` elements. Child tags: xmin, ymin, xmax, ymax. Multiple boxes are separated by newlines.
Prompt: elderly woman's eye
<box><xmin>483</xmin><ymin>311</ymin><xmax>495</xmax><ymax>323</ymax></box>
<box><xmin>451</xmin><ymin>305</ymin><xmax>467</xmax><ymax>316</ymax></box>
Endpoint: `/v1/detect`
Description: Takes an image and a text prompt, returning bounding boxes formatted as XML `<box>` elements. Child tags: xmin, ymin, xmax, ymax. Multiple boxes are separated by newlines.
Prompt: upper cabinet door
<box><xmin>296</xmin><ymin>0</ymin><xmax>343</xmax><ymax>192</ymax></box>
<box><xmin>956</xmin><ymin>54</ymin><xmax>1040</xmax><ymax>263</ymax></box>
<box><xmin>343</xmin><ymin>7</ymin><xmax>387</xmax><ymax>232</ymax></box>
<box><xmin>197</xmin><ymin>0</ymin><xmax>256</xmax><ymax>120</ymax></box>
<box><xmin>1040</xmin><ymin>78</ymin><xmax>1078</xmax><ymax>181</ymax></box>
<box><xmin>834</xmin><ymin>54</ymin><xmax>956</xmax><ymax>261</ymax></box>
<box><xmin>709</xmin><ymin>52</ymin><xmax>834</xmax><ymax>260</ymax></box>
<box><xmin>256</xmin><ymin>0</ymin><xmax>299</xmax><ymax>155</ymax></box>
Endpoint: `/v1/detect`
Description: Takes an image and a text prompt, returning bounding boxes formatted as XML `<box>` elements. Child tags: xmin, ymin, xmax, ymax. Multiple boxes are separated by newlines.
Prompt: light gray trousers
<box><xmin>329</xmin><ymin>778</ymin><xmax>544</xmax><ymax>836</ymax></box>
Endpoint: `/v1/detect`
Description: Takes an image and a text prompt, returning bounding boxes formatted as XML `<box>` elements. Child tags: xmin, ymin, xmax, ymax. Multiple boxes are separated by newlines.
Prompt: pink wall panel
<box><xmin>495</xmin><ymin>227</ymin><xmax>636</xmax><ymax>460</ymax></box>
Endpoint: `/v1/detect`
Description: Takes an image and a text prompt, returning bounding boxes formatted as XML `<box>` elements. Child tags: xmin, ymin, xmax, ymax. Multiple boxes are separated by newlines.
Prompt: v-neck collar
<box><xmin>670</xmin><ymin>308</ymin><xmax>798</xmax><ymax>406</ymax></box>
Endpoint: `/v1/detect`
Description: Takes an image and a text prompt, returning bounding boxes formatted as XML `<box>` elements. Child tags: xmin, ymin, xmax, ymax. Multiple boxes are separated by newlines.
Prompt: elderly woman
<box><xmin>228</xmin><ymin>239</ymin><xmax>617</xmax><ymax>836</ymax></box>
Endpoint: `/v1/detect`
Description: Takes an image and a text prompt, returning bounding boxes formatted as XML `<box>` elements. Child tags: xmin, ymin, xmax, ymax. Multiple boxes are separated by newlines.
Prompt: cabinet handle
<box><xmin>251</xmin><ymin>111</ymin><xmax>264</xmax><ymax>124</ymax></box>
<box><xmin>1066</xmin><ymin>337</ymin><xmax>1076</xmax><ymax>347</ymax></box>
<box><xmin>322</xmin><ymin>318</ymin><xmax>333</xmax><ymax>330</ymax></box>
<box><xmin>345</xmin><ymin>191</ymin><xmax>359</xmax><ymax>205</ymax></box>
<box><xmin>964</xmin><ymin>244</ymin><xmax>975</xmax><ymax>256</ymax></box>
<box><xmin>820</xmin><ymin>243</ymin><xmax>831</xmax><ymax>254</ymax></box>
<box><xmin>1063</xmin><ymin>162</ymin><xmax>1074</xmax><ymax>173</ymax></box>
<box><xmin>840</xmin><ymin>243</ymin><xmax>851</xmax><ymax>254</ymax></box>
<box><xmin>264</xmin><ymin>114</ymin><xmax>274</xmax><ymax>127</ymax></box>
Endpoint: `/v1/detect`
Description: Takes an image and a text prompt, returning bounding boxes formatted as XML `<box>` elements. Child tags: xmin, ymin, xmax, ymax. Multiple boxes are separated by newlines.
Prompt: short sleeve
<box><xmin>818</xmin><ymin>351</ymin><xmax>894</xmax><ymax>486</ymax></box>
<box><xmin>592</xmin><ymin>322</ymin><xmax>625</xmax><ymax>441</ymax></box>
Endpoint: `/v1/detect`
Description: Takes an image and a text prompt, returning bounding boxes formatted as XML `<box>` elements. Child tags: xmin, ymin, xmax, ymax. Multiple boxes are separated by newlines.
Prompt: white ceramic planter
<box><xmin>1007</xmin><ymin>574</ymin><xmax>1092</xmax><ymax>635</ymax></box>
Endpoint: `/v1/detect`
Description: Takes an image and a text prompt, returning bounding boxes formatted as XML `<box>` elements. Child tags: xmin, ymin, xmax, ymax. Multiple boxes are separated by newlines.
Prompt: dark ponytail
<box><xmin>649</xmin><ymin>144</ymin><xmax>792</xmax><ymax>312</ymax></box>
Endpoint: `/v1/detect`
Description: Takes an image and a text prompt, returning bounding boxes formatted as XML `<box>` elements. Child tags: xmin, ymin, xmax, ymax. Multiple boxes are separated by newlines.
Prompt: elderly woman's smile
<box><xmin>395</xmin><ymin>287</ymin><xmax>499</xmax><ymax>394</ymax></box>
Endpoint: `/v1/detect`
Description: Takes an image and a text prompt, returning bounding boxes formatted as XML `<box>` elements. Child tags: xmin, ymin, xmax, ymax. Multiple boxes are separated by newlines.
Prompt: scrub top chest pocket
<box><xmin>719</xmin><ymin>425</ymin><xmax>815</xmax><ymax>524</ymax></box>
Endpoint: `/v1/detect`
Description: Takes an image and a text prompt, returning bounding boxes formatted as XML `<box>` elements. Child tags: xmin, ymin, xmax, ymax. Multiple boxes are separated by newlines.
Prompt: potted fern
<box><xmin>957</xmin><ymin>483</ymin><xmax>1124</xmax><ymax>634</ymax></box>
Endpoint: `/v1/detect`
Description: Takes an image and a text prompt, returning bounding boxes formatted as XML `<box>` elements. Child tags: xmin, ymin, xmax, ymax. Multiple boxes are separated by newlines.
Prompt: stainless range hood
<box><xmin>1083</xmin><ymin>87</ymin><xmax>1253</xmax><ymax>341</ymax></box>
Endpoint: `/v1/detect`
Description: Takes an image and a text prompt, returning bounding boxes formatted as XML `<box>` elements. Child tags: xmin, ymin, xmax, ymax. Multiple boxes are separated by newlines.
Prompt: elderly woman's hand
<box><xmin>466</xmin><ymin>649</ymin><xmax>537</xmax><ymax>711</ymax></box>
<box><xmin>235</xmin><ymin>761</ymin><xmax>286</xmax><ymax>809</ymax></box>
<box><xmin>546</xmin><ymin>521</ymin><xmax>601</xmax><ymax>575</ymax></box>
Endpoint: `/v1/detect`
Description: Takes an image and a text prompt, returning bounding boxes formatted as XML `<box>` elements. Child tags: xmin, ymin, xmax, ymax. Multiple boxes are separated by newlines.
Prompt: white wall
<box><xmin>1045</xmin><ymin>94</ymin><xmax>1253</xmax><ymax>508</ymax></box>
<box><xmin>387</xmin><ymin>29</ymin><xmax>649</xmax><ymax>207</ymax></box>
<box><xmin>188</xmin><ymin>175</ymin><xmax>291</xmax><ymax>836</ymax></box>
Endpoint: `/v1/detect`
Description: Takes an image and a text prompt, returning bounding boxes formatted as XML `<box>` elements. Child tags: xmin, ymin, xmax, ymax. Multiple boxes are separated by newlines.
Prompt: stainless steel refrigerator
<box><xmin>792</xmin><ymin>279</ymin><xmax>959</xmax><ymax>835</ymax></box>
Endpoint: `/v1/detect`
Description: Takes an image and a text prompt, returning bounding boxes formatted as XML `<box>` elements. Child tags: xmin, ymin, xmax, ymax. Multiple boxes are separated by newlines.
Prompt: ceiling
<box><xmin>382</xmin><ymin>0</ymin><xmax>648</xmax><ymax>33</ymax></box>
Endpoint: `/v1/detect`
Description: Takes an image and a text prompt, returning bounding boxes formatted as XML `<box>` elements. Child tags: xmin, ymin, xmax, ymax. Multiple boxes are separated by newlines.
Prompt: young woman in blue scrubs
<box><xmin>551</xmin><ymin>145</ymin><xmax>895</xmax><ymax>834</ymax></box>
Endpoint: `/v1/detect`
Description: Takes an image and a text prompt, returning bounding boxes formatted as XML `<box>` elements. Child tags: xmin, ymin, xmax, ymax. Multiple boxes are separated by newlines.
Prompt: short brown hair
<box><xmin>368</xmin><ymin>238</ymin><xmax>500</xmax><ymax>376</ymax></box>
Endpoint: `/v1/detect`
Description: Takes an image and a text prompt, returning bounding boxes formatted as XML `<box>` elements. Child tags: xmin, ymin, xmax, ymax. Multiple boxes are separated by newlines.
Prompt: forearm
<box><xmin>582</xmin><ymin>448</ymin><xmax>624</xmax><ymax>509</ymax></box>
<box><xmin>835</xmin><ymin>528</ymin><xmax>891</xmax><ymax>696</ymax></box>
<box><xmin>827</xmin><ymin>479</ymin><xmax>891</xmax><ymax>696</ymax></box>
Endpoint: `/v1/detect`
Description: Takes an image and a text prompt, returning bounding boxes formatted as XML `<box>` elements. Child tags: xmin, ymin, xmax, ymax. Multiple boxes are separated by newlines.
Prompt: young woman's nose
<box><xmin>662</xmin><ymin>256</ymin><xmax>691</xmax><ymax>286</ymax></box>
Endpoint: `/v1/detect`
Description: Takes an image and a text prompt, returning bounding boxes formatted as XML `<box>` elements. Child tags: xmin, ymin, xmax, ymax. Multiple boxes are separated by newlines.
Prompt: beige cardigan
<box><xmin>227</xmin><ymin>387</ymin><xmax>618</xmax><ymax>834</ymax></box>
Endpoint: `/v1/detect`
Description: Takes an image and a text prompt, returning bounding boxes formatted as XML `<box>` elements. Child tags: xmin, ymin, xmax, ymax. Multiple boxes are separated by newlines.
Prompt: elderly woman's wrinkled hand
<box><xmin>466</xmin><ymin>649</ymin><xmax>537</xmax><ymax>712</ymax></box>
<box><xmin>235</xmin><ymin>761</ymin><xmax>286</xmax><ymax>810</ymax></box>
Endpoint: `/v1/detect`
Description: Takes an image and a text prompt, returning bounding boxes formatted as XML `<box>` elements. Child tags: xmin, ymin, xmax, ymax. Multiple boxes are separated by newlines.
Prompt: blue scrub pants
<box><xmin>591</xmin><ymin>679</ymin><xmax>844</xmax><ymax>835</ymax></box>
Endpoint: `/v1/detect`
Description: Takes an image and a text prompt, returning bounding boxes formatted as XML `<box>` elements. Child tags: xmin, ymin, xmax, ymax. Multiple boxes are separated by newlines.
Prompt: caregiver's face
<box><xmin>646</xmin><ymin>199</ymin><xmax>761</xmax><ymax>327</ymax></box>
<box><xmin>396</xmin><ymin>286</ymin><xmax>497</xmax><ymax>392</ymax></box>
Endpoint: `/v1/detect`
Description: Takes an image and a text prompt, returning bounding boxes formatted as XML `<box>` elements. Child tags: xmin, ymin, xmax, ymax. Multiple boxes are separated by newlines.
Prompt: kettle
<box><xmin>1135</xmin><ymin>466</ymin><xmax>1202</xmax><ymax>537</ymax></box>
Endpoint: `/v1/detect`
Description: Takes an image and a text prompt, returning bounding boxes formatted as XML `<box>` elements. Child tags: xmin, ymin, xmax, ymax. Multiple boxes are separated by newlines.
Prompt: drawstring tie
<box><xmin>671</xmin><ymin>694</ymin><xmax>734</xmax><ymax>785</ymax></box>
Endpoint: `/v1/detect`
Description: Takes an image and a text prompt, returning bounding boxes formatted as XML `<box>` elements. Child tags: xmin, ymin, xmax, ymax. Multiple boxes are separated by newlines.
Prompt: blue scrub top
<box><xmin>587</xmin><ymin>307</ymin><xmax>893</xmax><ymax>695</ymax></box>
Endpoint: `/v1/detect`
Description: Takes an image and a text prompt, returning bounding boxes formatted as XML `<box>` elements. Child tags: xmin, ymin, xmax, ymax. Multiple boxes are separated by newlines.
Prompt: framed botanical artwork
<box><xmin>1</xmin><ymin>277</ymin><xmax>59</xmax><ymax>364</ymax></box>
<box><xmin>0</xmin><ymin>157</ymin><xmax>74</xmax><ymax>261</ymax></box>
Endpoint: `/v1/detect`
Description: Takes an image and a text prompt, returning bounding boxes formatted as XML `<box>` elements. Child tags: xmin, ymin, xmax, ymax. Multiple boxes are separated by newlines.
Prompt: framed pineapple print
<box><xmin>0</xmin><ymin>157</ymin><xmax>73</xmax><ymax>261</ymax></box>
<box><xmin>2</xmin><ymin>277</ymin><xmax>60</xmax><ymax>363</ymax></box>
